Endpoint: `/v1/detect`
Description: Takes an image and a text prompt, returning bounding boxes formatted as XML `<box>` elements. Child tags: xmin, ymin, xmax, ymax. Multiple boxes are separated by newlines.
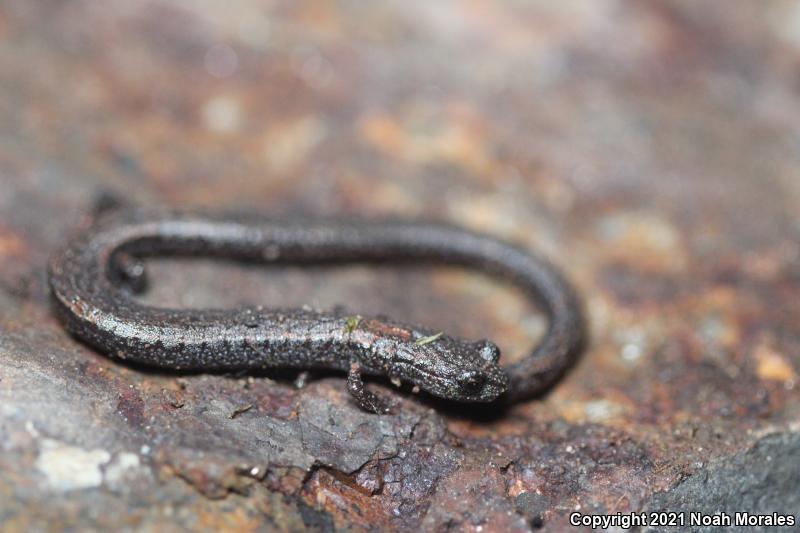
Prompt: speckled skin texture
<box><xmin>47</xmin><ymin>209</ymin><xmax>583</xmax><ymax>407</ymax></box>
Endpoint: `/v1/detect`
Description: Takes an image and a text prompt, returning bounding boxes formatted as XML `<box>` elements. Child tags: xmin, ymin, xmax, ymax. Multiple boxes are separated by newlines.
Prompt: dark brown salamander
<box><xmin>47</xmin><ymin>208</ymin><xmax>584</xmax><ymax>413</ymax></box>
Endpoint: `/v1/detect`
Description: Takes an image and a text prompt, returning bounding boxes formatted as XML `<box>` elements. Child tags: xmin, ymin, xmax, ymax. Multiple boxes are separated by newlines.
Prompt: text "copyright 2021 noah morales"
<box><xmin>570</xmin><ymin>511</ymin><xmax>796</xmax><ymax>530</ymax></box>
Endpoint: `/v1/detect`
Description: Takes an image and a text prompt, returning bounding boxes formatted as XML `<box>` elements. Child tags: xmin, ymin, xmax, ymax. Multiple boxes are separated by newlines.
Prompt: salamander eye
<box><xmin>457</xmin><ymin>370</ymin><xmax>485</xmax><ymax>391</ymax></box>
<box><xmin>476</xmin><ymin>340</ymin><xmax>501</xmax><ymax>363</ymax></box>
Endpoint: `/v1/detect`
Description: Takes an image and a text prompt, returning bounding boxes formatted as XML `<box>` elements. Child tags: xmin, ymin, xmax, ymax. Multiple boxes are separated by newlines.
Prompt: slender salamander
<box><xmin>47</xmin><ymin>208</ymin><xmax>584</xmax><ymax>413</ymax></box>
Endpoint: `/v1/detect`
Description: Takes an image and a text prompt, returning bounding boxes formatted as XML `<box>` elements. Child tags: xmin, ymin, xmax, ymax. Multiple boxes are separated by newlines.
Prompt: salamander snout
<box><xmin>439</xmin><ymin>338</ymin><xmax>508</xmax><ymax>402</ymax></box>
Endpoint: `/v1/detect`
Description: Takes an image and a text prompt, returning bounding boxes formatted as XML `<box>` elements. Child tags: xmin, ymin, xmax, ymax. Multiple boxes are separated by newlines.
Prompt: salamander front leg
<box><xmin>347</xmin><ymin>362</ymin><xmax>391</xmax><ymax>414</ymax></box>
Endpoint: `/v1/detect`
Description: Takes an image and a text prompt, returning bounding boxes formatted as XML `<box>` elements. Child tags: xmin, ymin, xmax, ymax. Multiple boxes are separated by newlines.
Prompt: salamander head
<box><xmin>383</xmin><ymin>333</ymin><xmax>508</xmax><ymax>402</ymax></box>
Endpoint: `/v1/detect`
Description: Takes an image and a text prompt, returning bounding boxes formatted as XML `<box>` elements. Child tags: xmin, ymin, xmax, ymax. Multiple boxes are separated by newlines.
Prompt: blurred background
<box><xmin>1</xmin><ymin>1</ymin><xmax>798</xmax><ymax>531</ymax></box>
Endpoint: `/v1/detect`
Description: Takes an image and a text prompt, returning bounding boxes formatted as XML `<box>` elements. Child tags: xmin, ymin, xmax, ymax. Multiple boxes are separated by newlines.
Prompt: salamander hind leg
<box><xmin>347</xmin><ymin>363</ymin><xmax>392</xmax><ymax>414</ymax></box>
<box><xmin>294</xmin><ymin>371</ymin><xmax>311</xmax><ymax>389</ymax></box>
<box><xmin>109</xmin><ymin>251</ymin><xmax>148</xmax><ymax>294</ymax></box>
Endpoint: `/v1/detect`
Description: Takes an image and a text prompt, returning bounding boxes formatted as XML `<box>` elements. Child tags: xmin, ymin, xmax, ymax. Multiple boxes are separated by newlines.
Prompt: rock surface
<box><xmin>0</xmin><ymin>1</ymin><xmax>798</xmax><ymax>531</ymax></box>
